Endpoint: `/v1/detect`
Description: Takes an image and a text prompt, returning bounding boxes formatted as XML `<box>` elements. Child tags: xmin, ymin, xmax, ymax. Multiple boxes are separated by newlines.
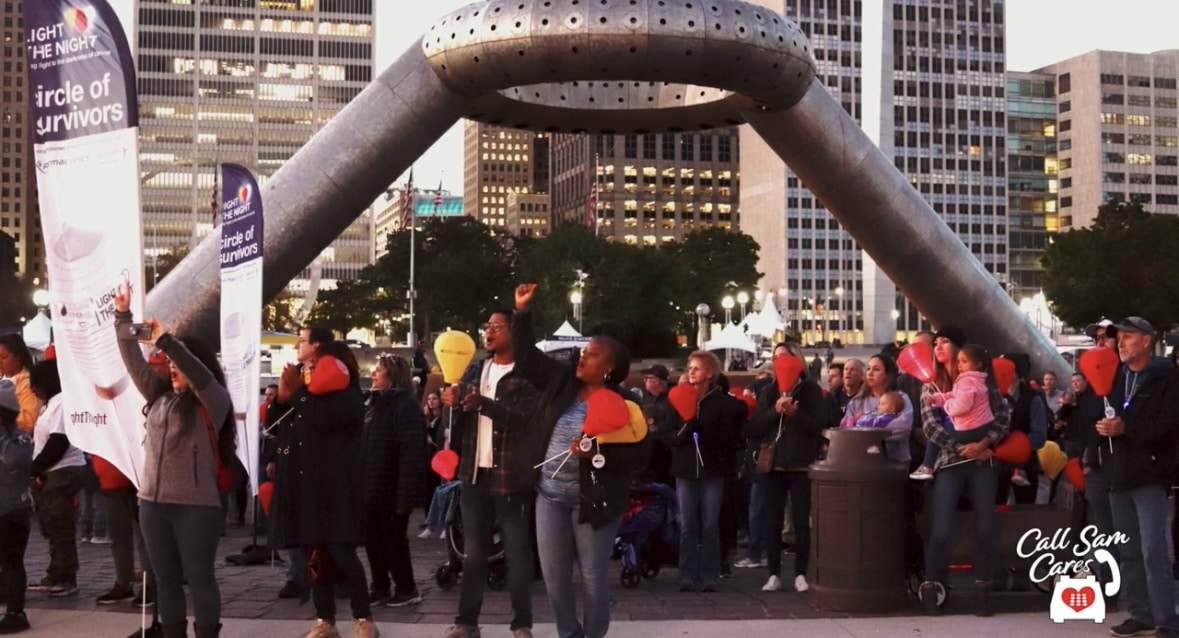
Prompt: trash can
<box><xmin>808</xmin><ymin>427</ymin><xmax>908</xmax><ymax>612</ymax></box>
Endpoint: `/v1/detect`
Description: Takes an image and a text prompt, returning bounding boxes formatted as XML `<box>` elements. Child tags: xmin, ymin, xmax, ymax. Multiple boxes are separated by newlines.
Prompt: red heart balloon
<box><xmin>992</xmin><ymin>357</ymin><xmax>1016</xmax><ymax>397</ymax></box>
<box><xmin>898</xmin><ymin>342</ymin><xmax>936</xmax><ymax>384</ymax></box>
<box><xmin>431</xmin><ymin>449</ymin><xmax>460</xmax><ymax>480</ymax></box>
<box><xmin>993</xmin><ymin>430</ymin><xmax>1032</xmax><ymax>465</ymax></box>
<box><xmin>583</xmin><ymin>389</ymin><xmax>630</xmax><ymax>437</ymax></box>
<box><xmin>1064</xmin><ymin>457</ymin><xmax>1085</xmax><ymax>491</ymax></box>
<box><xmin>258</xmin><ymin>481</ymin><xmax>274</xmax><ymax>517</ymax></box>
<box><xmin>741</xmin><ymin>394</ymin><xmax>757</xmax><ymax>419</ymax></box>
<box><xmin>1080</xmin><ymin>346</ymin><xmax>1120</xmax><ymax>397</ymax></box>
<box><xmin>774</xmin><ymin>355</ymin><xmax>804</xmax><ymax>392</ymax></box>
<box><xmin>668</xmin><ymin>383</ymin><xmax>698</xmax><ymax>421</ymax></box>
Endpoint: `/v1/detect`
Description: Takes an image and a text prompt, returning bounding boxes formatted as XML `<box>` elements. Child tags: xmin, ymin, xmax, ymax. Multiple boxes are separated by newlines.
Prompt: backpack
<box><xmin>198</xmin><ymin>404</ymin><xmax>236</xmax><ymax>493</ymax></box>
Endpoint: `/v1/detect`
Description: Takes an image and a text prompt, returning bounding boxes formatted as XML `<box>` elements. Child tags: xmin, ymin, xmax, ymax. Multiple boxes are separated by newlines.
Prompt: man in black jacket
<box><xmin>1091</xmin><ymin>317</ymin><xmax>1179</xmax><ymax>638</ymax></box>
<box><xmin>440</xmin><ymin>311</ymin><xmax>539</xmax><ymax>638</ymax></box>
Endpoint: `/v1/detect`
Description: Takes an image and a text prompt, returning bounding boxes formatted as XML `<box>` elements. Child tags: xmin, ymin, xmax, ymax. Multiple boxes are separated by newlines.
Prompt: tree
<box><xmin>262</xmin><ymin>290</ymin><xmax>302</xmax><ymax>333</ymax></box>
<box><xmin>663</xmin><ymin>227</ymin><xmax>763</xmax><ymax>332</ymax></box>
<box><xmin>1041</xmin><ymin>202</ymin><xmax>1179</xmax><ymax>329</ymax></box>
<box><xmin>305</xmin><ymin>277</ymin><xmax>379</xmax><ymax>336</ymax></box>
<box><xmin>146</xmin><ymin>244</ymin><xmax>190</xmax><ymax>292</ymax></box>
<box><xmin>0</xmin><ymin>273</ymin><xmax>36</xmax><ymax>327</ymax></box>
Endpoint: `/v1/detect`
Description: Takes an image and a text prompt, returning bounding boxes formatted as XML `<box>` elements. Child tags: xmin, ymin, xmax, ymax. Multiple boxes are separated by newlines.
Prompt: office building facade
<box><xmin>463</xmin><ymin>122</ymin><xmax>548</xmax><ymax>233</ymax></box>
<box><xmin>136</xmin><ymin>0</ymin><xmax>374</xmax><ymax>295</ymax></box>
<box><xmin>742</xmin><ymin>0</ymin><xmax>1008</xmax><ymax>345</ymax></box>
<box><xmin>1</xmin><ymin>0</ymin><xmax>41</xmax><ymax>280</ymax></box>
<box><xmin>1039</xmin><ymin>50</ymin><xmax>1179</xmax><ymax>231</ymax></box>
<box><xmin>1005</xmin><ymin>70</ymin><xmax>1058</xmax><ymax>300</ymax></box>
<box><xmin>549</xmin><ymin>130</ymin><xmax>740</xmax><ymax>244</ymax></box>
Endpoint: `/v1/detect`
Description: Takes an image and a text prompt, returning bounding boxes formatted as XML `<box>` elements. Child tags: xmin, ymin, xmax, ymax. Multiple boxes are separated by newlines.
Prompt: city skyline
<box><xmin>98</xmin><ymin>0</ymin><xmax>1178</xmax><ymax>206</ymax></box>
<box><xmin>372</xmin><ymin>0</ymin><xmax>1179</xmax><ymax>195</ymax></box>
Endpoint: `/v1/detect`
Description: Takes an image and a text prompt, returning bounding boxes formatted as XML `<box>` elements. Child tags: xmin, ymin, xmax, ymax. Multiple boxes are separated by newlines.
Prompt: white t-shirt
<box><xmin>33</xmin><ymin>395</ymin><xmax>87</xmax><ymax>472</ymax></box>
<box><xmin>476</xmin><ymin>361</ymin><xmax>514</xmax><ymax>469</ymax></box>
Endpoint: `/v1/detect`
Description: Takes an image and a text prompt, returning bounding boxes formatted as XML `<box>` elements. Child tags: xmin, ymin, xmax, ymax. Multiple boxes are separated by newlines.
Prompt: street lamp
<box><xmin>695</xmin><ymin>303</ymin><xmax>711</xmax><ymax>349</ymax></box>
<box><xmin>736</xmin><ymin>291</ymin><xmax>750</xmax><ymax>320</ymax></box>
<box><xmin>32</xmin><ymin>288</ymin><xmax>50</xmax><ymax>309</ymax></box>
<box><xmin>570</xmin><ymin>289</ymin><xmax>584</xmax><ymax>332</ymax></box>
<box><xmin>721</xmin><ymin>295</ymin><xmax>735</xmax><ymax>368</ymax></box>
<box><xmin>834</xmin><ymin>285</ymin><xmax>845</xmax><ymax>345</ymax></box>
<box><xmin>890</xmin><ymin>309</ymin><xmax>900</xmax><ymax>343</ymax></box>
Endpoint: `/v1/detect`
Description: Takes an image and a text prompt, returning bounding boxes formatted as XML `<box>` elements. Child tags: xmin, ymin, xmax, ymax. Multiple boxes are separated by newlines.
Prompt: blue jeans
<box><xmin>676</xmin><ymin>476</ymin><xmax>724</xmax><ymax>585</ymax></box>
<box><xmin>1083</xmin><ymin>470</ymin><xmax>1120</xmax><ymax>579</ymax></box>
<box><xmin>1109</xmin><ymin>484</ymin><xmax>1179</xmax><ymax>630</ymax></box>
<box><xmin>457</xmin><ymin>481</ymin><xmax>534</xmax><ymax>630</ymax></box>
<box><xmin>747</xmin><ymin>481</ymin><xmax>766</xmax><ymax>562</ymax></box>
<box><xmin>923</xmin><ymin>461</ymin><xmax>999</xmax><ymax>585</ymax></box>
<box><xmin>535</xmin><ymin>494</ymin><xmax>621</xmax><ymax>638</ymax></box>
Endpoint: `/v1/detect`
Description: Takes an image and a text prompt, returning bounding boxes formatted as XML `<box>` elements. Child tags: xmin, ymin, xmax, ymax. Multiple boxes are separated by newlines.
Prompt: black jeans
<box><xmin>105</xmin><ymin>488</ymin><xmax>154</xmax><ymax>588</ymax></box>
<box><xmin>309</xmin><ymin>544</ymin><xmax>371</xmax><ymax>622</ymax></box>
<box><xmin>762</xmin><ymin>470</ymin><xmax>811</xmax><ymax>578</ymax></box>
<box><xmin>0</xmin><ymin>509</ymin><xmax>30</xmax><ymax>614</ymax></box>
<box><xmin>365</xmin><ymin>509</ymin><xmax>414</xmax><ymax>595</ymax></box>
<box><xmin>457</xmin><ymin>479</ymin><xmax>534</xmax><ymax>630</ymax></box>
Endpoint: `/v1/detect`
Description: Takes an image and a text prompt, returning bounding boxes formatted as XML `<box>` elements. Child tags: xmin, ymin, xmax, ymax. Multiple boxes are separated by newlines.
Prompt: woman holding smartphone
<box><xmin>113</xmin><ymin>283</ymin><xmax>233</xmax><ymax>638</ymax></box>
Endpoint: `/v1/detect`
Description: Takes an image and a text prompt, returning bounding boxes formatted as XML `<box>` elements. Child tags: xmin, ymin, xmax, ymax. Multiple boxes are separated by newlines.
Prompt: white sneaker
<box><xmin>417</xmin><ymin>528</ymin><xmax>434</xmax><ymax>539</ymax></box>
<box><xmin>439</xmin><ymin>530</ymin><xmax>447</xmax><ymax>540</ymax></box>
<box><xmin>733</xmin><ymin>557</ymin><xmax>767</xmax><ymax>568</ymax></box>
<box><xmin>761</xmin><ymin>575</ymin><xmax>782</xmax><ymax>592</ymax></box>
<box><xmin>1011</xmin><ymin>471</ymin><xmax>1031</xmax><ymax>487</ymax></box>
<box><xmin>909</xmin><ymin>466</ymin><xmax>935</xmax><ymax>481</ymax></box>
<box><xmin>794</xmin><ymin>575</ymin><xmax>809</xmax><ymax>592</ymax></box>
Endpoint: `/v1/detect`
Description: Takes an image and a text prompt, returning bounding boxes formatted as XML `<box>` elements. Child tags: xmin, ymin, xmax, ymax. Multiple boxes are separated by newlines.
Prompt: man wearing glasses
<box><xmin>439</xmin><ymin>311</ymin><xmax>540</xmax><ymax>638</ymax></box>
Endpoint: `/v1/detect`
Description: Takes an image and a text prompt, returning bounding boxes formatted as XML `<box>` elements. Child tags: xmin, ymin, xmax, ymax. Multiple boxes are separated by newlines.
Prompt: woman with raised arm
<box><xmin>113</xmin><ymin>282</ymin><xmax>232</xmax><ymax>638</ymax></box>
<box><xmin>510</xmin><ymin>283</ymin><xmax>649</xmax><ymax>638</ymax></box>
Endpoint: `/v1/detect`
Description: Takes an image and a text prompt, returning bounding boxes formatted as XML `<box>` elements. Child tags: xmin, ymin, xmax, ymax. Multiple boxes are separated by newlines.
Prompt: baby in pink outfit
<box><xmin>910</xmin><ymin>345</ymin><xmax>1000</xmax><ymax>480</ymax></box>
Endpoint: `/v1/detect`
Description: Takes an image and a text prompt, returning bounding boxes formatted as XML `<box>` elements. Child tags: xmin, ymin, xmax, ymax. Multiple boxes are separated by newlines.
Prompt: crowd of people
<box><xmin>0</xmin><ymin>288</ymin><xmax>1178</xmax><ymax>638</ymax></box>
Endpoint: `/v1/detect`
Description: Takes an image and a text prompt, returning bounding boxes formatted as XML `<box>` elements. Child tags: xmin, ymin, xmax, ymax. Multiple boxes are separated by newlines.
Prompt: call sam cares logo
<box><xmin>1017</xmin><ymin>524</ymin><xmax>1127</xmax><ymax>624</ymax></box>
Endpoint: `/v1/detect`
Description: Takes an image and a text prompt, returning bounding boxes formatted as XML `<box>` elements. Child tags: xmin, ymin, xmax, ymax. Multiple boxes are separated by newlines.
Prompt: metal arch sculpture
<box><xmin>148</xmin><ymin>0</ymin><xmax>1069</xmax><ymax>379</ymax></box>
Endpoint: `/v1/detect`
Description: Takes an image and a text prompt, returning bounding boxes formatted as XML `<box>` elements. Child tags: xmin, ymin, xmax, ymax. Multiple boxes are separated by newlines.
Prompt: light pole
<box><xmin>834</xmin><ymin>285</ymin><xmax>845</xmax><ymax>345</ymax></box>
<box><xmin>737</xmin><ymin>291</ymin><xmax>750</xmax><ymax>320</ymax></box>
<box><xmin>570</xmin><ymin>289</ymin><xmax>583</xmax><ymax>332</ymax></box>
<box><xmin>695</xmin><ymin>303</ymin><xmax>711</xmax><ymax>349</ymax></box>
<box><xmin>722</xmin><ymin>295</ymin><xmax>734</xmax><ymax>368</ymax></box>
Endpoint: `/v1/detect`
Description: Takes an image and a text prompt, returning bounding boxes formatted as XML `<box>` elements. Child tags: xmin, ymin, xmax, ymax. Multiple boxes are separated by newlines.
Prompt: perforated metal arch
<box><xmin>422</xmin><ymin>0</ymin><xmax>816</xmax><ymax>133</ymax></box>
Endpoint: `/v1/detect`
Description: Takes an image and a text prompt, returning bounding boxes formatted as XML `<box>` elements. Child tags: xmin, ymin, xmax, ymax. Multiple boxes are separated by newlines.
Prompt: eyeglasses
<box><xmin>481</xmin><ymin>322</ymin><xmax>509</xmax><ymax>332</ymax></box>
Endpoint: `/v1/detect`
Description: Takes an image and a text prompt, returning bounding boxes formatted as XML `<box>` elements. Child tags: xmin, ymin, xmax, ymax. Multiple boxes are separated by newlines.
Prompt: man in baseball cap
<box><xmin>1085</xmin><ymin>319</ymin><xmax>1117</xmax><ymax>345</ymax></box>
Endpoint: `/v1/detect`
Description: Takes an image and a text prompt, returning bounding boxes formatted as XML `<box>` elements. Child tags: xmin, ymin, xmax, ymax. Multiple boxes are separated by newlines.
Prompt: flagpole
<box><xmin>407</xmin><ymin>185</ymin><xmax>417</xmax><ymax>348</ymax></box>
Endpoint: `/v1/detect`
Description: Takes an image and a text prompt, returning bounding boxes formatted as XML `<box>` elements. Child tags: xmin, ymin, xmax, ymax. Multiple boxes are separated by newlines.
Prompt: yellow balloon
<box><xmin>597</xmin><ymin>400</ymin><xmax>649</xmax><ymax>444</ymax></box>
<box><xmin>1036</xmin><ymin>440</ymin><xmax>1068</xmax><ymax>480</ymax></box>
<box><xmin>434</xmin><ymin>330</ymin><xmax>477</xmax><ymax>383</ymax></box>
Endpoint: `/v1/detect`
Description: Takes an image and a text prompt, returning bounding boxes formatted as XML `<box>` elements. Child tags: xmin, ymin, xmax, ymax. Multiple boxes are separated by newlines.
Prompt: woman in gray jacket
<box><xmin>114</xmin><ymin>283</ymin><xmax>233</xmax><ymax>638</ymax></box>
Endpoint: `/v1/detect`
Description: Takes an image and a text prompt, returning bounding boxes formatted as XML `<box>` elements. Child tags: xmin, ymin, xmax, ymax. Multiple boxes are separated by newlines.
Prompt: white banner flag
<box><xmin>219</xmin><ymin>163</ymin><xmax>263</xmax><ymax>495</ymax></box>
<box><xmin>25</xmin><ymin>0</ymin><xmax>147</xmax><ymax>488</ymax></box>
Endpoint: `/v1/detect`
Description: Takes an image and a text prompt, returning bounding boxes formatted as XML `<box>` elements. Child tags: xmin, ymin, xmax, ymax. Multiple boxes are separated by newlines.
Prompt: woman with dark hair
<box><xmin>362</xmin><ymin>354</ymin><xmax>427</xmax><ymax>607</ymax></box>
<box><xmin>0</xmin><ymin>380</ymin><xmax>34</xmax><ymax>633</ymax></box>
<box><xmin>745</xmin><ymin>341</ymin><xmax>827</xmax><ymax>594</ymax></box>
<box><xmin>917</xmin><ymin>326</ymin><xmax>1010</xmax><ymax>618</ymax></box>
<box><xmin>840</xmin><ymin>354</ymin><xmax>913</xmax><ymax>464</ymax></box>
<box><xmin>0</xmin><ymin>334</ymin><xmax>39</xmax><ymax>433</ymax></box>
<box><xmin>269</xmin><ymin>339</ymin><xmax>378</xmax><ymax>638</ymax></box>
<box><xmin>511</xmin><ymin>283</ymin><xmax>649</xmax><ymax>638</ymax></box>
<box><xmin>26</xmin><ymin>360</ymin><xmax>88</xmax><ymax>599</ymax></box>
<box><xmin>113</xmin><ymin>283</ymin><xmax>232</xmax><ymax>638</ymax></box>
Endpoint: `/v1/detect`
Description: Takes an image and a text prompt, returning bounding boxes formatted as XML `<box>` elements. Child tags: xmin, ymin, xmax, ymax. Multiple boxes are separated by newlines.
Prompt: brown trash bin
<box><xmin>808</xmin><ymin>427</ymin><xmax>908</xmax><ymax>612</ymax></box>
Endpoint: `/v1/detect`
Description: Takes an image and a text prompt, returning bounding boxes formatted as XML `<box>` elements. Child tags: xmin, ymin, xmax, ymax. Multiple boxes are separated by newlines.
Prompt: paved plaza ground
<box><xmin>11</xmin><ymin>510</ymin><xmax>1141</xmax><ymax>637</ymax></box>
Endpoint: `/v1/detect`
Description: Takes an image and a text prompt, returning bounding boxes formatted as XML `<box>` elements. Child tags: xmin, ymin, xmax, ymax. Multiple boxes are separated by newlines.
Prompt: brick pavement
<box><xmin>18</xmin><ymin>511</ymin><xmax>1057</xmax><ymax>625</ymax></box>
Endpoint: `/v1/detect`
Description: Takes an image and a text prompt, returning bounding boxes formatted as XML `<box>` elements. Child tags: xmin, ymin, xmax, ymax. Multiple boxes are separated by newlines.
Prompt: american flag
<box><xmin>432</xmin><ymin>179</ymin><xmax>444</xmax><ymax>214</ymax></box>
<box><xmin>586</xmin><ymin>176</ymin><xmax>598</xmax><ymax>229</ymax></box>
<box><xmin>399</xmin><ymin>167</ymin><xmax>414</xmax><ymax>232</ymax></box>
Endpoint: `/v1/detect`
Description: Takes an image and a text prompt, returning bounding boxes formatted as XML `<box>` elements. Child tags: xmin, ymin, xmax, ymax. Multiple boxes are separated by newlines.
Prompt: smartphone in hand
<box><xmin>118</xmin><ymin>323</ymin><xmax>153</xmax><ymax>341</ymax></box>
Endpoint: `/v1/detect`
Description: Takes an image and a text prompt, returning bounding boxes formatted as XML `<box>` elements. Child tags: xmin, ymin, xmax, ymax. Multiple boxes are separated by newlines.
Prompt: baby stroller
<box><xmin>433</xmin><ymin>484</ymin><xmax>508</xmax><ymax>592</ymax></box>
<box><xmin>615</xmin><ymin>481</ymin><xmax>678</xmax><ymax>588</ymax></box>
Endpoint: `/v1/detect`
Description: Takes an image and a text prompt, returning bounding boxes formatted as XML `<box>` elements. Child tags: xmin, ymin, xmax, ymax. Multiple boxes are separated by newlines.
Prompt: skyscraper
<box><xmin>549</xmin><ymin>131</ymin><xmax>740</xmax><ymax>244</ymax></box>
<box><xmin>741</xmin><ymin>0</ymin><xmax>1008</xmax><ymax>345</ymax></box>
<box><xmin>463</xmin><ymin>122</ymin><xmax>547</xmax><ymax>232</ymax></box>
<box><xmin>1</xmin><ymin>0</ymin><xmax>42</xmax><ymax>280</ymax></box>
<box><xmin>136</xmin><ymin>0</ymin><xmax>374</xmax><ymax>298</ymax></box>
<box><xmin>1038</xmin><ymin>50</ymin><xmax>1179</xmax><ymax>231</ymax></box>
<box><xmin>1005</xmin><ymin>71</ymin><xmax>1058</xmax><ymax>301</ymax></box>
